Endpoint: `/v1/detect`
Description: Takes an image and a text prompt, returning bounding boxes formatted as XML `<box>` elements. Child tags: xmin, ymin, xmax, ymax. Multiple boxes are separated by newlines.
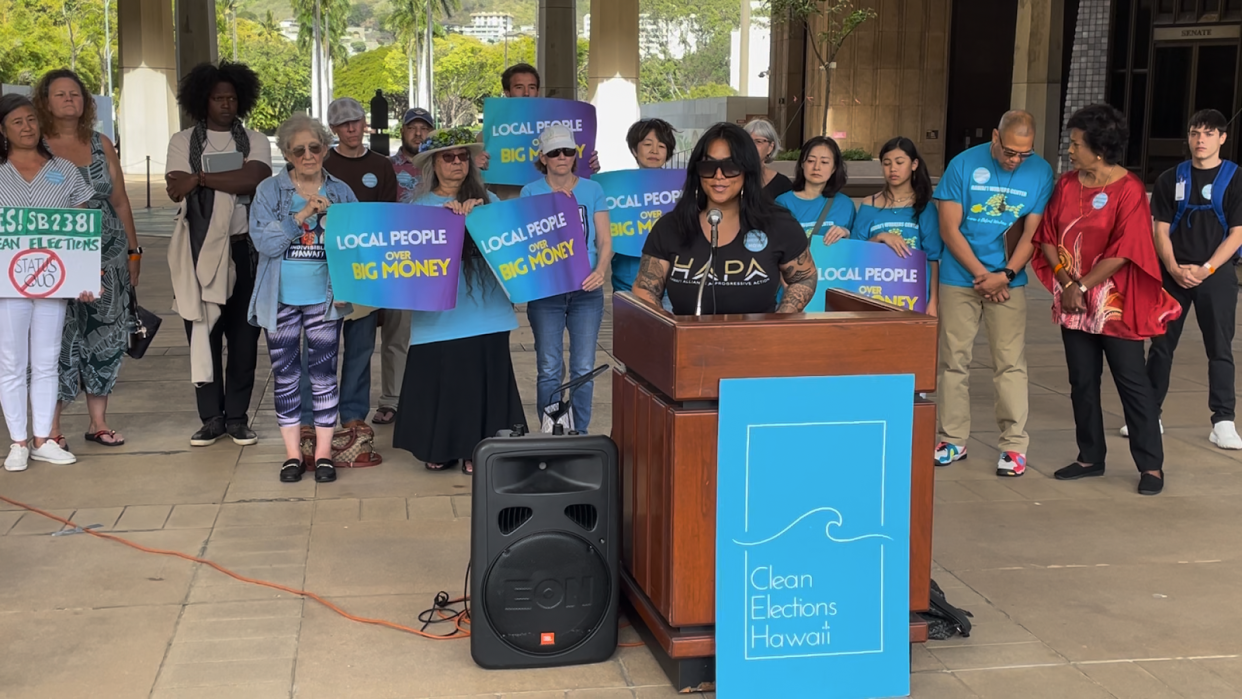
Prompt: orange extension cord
<box><xmin>0</xmin><ymin>494</ymin><xmax>643</xmax><ymax>647</ymax></box>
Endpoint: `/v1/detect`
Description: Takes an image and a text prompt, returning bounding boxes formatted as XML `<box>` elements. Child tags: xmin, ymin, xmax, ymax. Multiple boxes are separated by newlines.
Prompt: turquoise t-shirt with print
<box><xmin>520</xmin><ymin>177</ymin><xmax>609</xmax><ymax>268</ymax></box>
<box><xmin>408</xmin><ymin>192</ymin><xmax>519</xmax><ymax>345</ymax></box>
<box><xmin>852</xmin><ymin>202</ymin><xmax>944</xmax><ymax>300</ymax></box>
<box><xmin>279</xmin><ymin>188</ymin><xmax>330</xmax><ymax>306</ymax></box>
<box><xmin>932</xmin><ymin>143</ymin><xmax>1054</xmax><ymax>288</ymax></box>
<box><xmin>776</xmin><ymin>190</ymin><xmax>856</xmax><ymax>238</ymax></box>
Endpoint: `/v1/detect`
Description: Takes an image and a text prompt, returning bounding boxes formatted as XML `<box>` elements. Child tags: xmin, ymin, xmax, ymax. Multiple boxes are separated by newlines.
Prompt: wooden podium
<box><xmin>610</xmin><ymin>291</ymin><xmax>938</xmax><ymax>691</ymax></box>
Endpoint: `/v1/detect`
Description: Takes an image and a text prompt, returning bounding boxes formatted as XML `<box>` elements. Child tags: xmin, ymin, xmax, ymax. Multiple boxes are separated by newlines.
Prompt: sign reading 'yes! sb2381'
<box><xmin>717</xmin><ymin>374</ymin><xmax>913</xmax><ymax>699</ymax></box>
<box><xmin>0</xmin><ymin>207</ymin><xmax>102</xmax><ymax>299</ymax></box>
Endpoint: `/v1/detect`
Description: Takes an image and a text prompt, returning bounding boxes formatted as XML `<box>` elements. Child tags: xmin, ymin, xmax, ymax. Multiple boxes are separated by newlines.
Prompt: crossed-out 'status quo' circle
<box><xmin>8</xmin><ymin>249</ymin><xmax>66</xmax><ymax>299</ymax></box>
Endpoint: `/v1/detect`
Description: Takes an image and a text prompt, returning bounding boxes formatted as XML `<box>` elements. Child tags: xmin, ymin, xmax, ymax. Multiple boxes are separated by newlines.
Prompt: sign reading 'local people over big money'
<box><xmin>481</xmin><ymin>97</ymin><xmax>597</xmax><ymax>186</ymax></box>
<box><xmin>593</xmin><ymin>168</ymin><xmax>686</xmax><ymax>257</ymax></box>
<box><xmin>324</xmin><ymin>203</ymin><xmax>466</xmax><ymax>311</ymax></box>
<box><xmin>807</xmin><ymin>239</ymin><xmax>928</xmax><ymax>313</ymax></box>
<box><xmin>0</xmin><ymin>207</ymin><xmax>102</xmax><ymax>299</ymax></box>
<box><xmin>464</xmin><ymin>193</ymin><xmax>591</xmax><ymax>304</ymax></box>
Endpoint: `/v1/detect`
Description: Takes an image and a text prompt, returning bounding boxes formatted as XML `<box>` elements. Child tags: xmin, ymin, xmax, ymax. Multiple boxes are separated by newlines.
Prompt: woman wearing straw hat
<box><xmin>520</xmin><ymin>124</ymin><xmax>612</xmax><ymax>435</ymax></box>
<box><xmin>394</xmin><ymin>128</ymin><xmax>527</xmax><ymax>475</ymax></box>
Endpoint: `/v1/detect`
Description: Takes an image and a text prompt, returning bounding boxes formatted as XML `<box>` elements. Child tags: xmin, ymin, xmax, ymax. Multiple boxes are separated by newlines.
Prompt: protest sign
<box><xmin>324</xmin><ymin>203</ymin><xmax>465</xmax><ymax>311</ymax></box>
<box><xmin>807</xmin><ymin>239</ymin><xmax>928</xmax><ymax>313</ymax></box>
<box><xmin>481</xmin><ymin>97</ymin><xmax>597</xmax><ymax>186</ymax></box>
<box><xmin>0</xmin><ymin>207</ymin><xmax>102</xmax><ymax>299</ymax></box>
<box><xmin>464</xmin><ymin>193</ymin><xmax>591</xmax><ymax>304</ymax></box>
<box><xmin>593</xmin><ymin>168</ymin><xmax>686</xmax><ymax>257</ymax></box>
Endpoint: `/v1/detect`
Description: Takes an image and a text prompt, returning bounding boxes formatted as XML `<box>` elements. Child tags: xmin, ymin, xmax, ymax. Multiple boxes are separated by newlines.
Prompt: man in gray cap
<box><xmin>293</xmin><ymin>97</ymin><xmax>397</xmax><ymax>449</ymax></box>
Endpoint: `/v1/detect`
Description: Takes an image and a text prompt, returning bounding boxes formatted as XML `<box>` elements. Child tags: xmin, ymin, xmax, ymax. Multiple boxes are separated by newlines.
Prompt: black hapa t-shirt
<box><xmin>1151</xmin><ymin>162</ymin><xmax>1242</xmax><ymax>265</ymax></box>
<box><xmin>642</xmin><ymin>212</ymin><xmax>808</xmax><ymax>314</ymax></box>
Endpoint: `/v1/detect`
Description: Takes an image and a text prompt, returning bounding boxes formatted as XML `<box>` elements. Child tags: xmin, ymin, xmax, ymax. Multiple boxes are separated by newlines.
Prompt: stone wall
<box><xmin>1059</xmin><ymin>0</ymin><xmax>1112</xmax><ymax>172</ymax></box>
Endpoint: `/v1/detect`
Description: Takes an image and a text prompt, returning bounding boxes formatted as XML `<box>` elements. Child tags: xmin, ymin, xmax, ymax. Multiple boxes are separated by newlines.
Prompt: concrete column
<box><xmin>588</xmin><ymin>0</ymin><xmax>640</xmax><ymax>172</ymax></box>
<box><xmin>174</xmin><ymin>0</ymin><xmax>219</xmax><ymax>130</ymax></box>
<box><xmin>1010</xmin><ymin>0</ymin><xmax>1066</xmax><ymax>164</ymax></box>
<box><xmin>117</xmin><ymin>0</ymin><xmax>178</xmax><ymax>175</ymax></box>
<box><xmin>767</xmin><ymin>13</ymin><xmax>806</xmax><ymax>149</ymax></box>
<box><xmin>538</xmin><ymin>0</ymin><xmax>578</xmax><ymax>99</ymax></box>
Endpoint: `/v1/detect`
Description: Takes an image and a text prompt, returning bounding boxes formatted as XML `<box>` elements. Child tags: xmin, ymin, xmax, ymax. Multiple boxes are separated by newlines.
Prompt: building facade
<box><xmin>769</xmin><ymin>0</ymin><xmax>1242</xmax><ymax>180</ymax></box>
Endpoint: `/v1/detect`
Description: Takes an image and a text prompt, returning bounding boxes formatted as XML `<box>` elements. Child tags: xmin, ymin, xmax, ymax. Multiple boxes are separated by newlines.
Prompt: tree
<box><xmin>220</xmin><ymin>0</ymin><xmax>240</xmax><ymax>62</ymax></box>
<box><xmin>258</xmin><ymin>10</ymin><xmax>282</xmax><ymax>39</ymax></box>
<box><xmin>218</xmin><ymin>15</ymin><xmax>312</xmax><ymax>131</ymax></box>
<box><xmin>765</xmin><ymin>0</ymin><xmax>875</xmax><ymax>133</ymax></box>
<box><xmin>384</xmin><ymin>0</ymin><xmax>459</xmax><ymax>114</ymax></box>
<box><xmin>332</xmin><ymin>43</ymin><xmax>408</xmax><ymax>121</ymax></box>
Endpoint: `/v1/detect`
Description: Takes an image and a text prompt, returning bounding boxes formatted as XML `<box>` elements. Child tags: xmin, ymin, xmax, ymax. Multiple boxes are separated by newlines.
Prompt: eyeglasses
<box><xmin>752</xmin><ymin>137</ymin><xmax>773</xmax><ymax>146</ymax></box>
<box><xmin>438</xmin><ymin>151</ymin><xmax>471</xmax><ymax>163</ymax></box>
<box><xmin>290</xmin><ymin>143</ymin><xmax>324</xmax><ymax>158</ymax></box>
<box><xmin>997</xmin><ymin>138</ymin><xmax>1034</xmax><ymax>160</ymax></box>
<box><xmin>696</xmin><ymin>158</ymin><xmax>743</xmax><ymax>179</ymax></box>
<box><xmin>545</xmin><ymin>148</ymin><xmax>577</xmax><ymax>159</ymax></box>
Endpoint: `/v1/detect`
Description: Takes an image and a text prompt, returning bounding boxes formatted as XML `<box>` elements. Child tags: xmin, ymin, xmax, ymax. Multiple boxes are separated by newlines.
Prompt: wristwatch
<box><xmin>1001</xmin><ymin>268</ymin><xmax>1017</xmax><ymax>283</ymax></box>
<box><xmin>1077</xmin><ymin>282</ymin><xmax>1089</xmax><ymax>294</ymax></box>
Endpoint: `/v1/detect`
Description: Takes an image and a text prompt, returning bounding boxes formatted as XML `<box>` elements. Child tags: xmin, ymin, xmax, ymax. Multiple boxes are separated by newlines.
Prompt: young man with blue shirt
<box><xmin>933</xmin><ymin>111</ymin><xmax>1055</xmax><ymax>477</ymax></box>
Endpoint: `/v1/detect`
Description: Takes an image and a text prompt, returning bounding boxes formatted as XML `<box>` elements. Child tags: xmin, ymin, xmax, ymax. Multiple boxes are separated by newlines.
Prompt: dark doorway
<box><xmin>1145</xmin><ymin>41</ymin><xmax>1239</xmax><ymax>180</ymax></box>
<box><xmin>945</xmin><ymin>0</ymin><xmax>1020</xmax><ymax>161</ymax></box>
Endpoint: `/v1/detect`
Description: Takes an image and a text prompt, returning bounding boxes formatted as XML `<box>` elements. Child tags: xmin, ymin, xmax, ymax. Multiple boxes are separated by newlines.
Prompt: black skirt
<box><xmin>393</xmin><ymin>331</ymin><xmax>527</xmax><ymax>464</ymax></box>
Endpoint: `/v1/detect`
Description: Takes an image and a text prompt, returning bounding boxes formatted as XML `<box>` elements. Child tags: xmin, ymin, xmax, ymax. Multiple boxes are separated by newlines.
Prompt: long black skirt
<box><xmin>393</xmin><ymin>331</ymin><xmax>527</xmax><ymax>464</ymax></box>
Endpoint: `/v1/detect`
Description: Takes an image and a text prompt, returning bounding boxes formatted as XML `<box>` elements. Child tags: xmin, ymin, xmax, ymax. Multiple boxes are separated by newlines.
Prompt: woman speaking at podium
<box><xmin>632</xmin><ymin>123</ymin><xmax>818</xmax><ymax>315</ymax></box>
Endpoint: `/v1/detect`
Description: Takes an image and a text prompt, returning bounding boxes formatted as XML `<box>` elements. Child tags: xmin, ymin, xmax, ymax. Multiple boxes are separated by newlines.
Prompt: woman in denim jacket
<box><xmin>249</xmin><ymin>114</ymin><xmax>356</xmax><ymax>484</ymax></box>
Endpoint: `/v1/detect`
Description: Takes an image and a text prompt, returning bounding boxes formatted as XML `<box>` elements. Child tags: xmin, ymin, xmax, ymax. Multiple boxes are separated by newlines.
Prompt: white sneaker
<box><xmin>4</xmin><ymin>444</ymin><xmax>28</xmax><ymax>472</ymax></box>
<box><xmin>1120</xmin><ymin>421</ymin><xmax>1163</xmax><ymax>438</ymax></box>
<box><xmin>1210</xmin><ymin>421</ymin><xmax>1242</xmax><ymax>450</ymax></box>
<box><xmin>29</xmin><ymin>440</ymin><xmax>76</xmax><ymax>465</ymax></box>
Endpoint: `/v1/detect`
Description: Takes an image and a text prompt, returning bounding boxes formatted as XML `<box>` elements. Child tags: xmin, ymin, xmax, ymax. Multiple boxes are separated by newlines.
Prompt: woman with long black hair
<box><xmin>394</xmin><ymin>129</ymin><xmax>527</xmax><ymax>475</ymax></box>
<box><xmin>852</xmin><ymin>136</ymin><xmax>943</xmax><ymax>315</ymax></box>
<box><xmin>633</xmin><ymin>122</ymin><xmax>817</xmax><ymax>315</ymax></box>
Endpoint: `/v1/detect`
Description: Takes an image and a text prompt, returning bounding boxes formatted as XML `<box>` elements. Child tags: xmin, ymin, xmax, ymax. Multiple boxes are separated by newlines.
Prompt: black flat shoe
<box><xmin>280</xmin><ymin>458</ymin><xmax>303</xmax><ymax>483</ymax></box>
<box><xmin>1054</xmin><ymin>462</ymin><xmax>1106</xmax><ymax>480</ymax></box>
<box><xmin>1138</xmin><ymin>471</ymin><xmax>1164</xmax><ymax>496</ymax></box>
<box><xmin>314</xmin><ymin>458</ymin><xmax>337</xmax><ymax>483</ymax></box>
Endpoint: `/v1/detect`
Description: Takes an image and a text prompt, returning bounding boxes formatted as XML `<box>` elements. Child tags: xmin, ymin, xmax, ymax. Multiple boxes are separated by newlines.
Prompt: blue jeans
<box><xmin>527</xmin><ymin>288</ymin><xmax>604</xmax><ymax>432</ymax></box>
<box><xmin>300</xmin><ymin>310</ymin><xmax>377</xmax><ymax>425</ymax></box>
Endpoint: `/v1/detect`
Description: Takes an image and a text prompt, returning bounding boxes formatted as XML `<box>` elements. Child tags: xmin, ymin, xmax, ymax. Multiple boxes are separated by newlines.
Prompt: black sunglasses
<box><xmin>696</xmin><ymin>158</ymin><xmax>743</xmax><ymax>179</ymax></box>
<box><xmin>438</xmin><ymin>151</ymin><xmax>471</xmax><ymax>163</ymax></box>
<box><xmin>290</xmin><ymin>143</ymin><xmax>324</xmax><ymax>158</ymax></box>
<box><xmin>544</xmin><ymin>147</ymin><xmax>578</xmax><ymax>159</ymax></box>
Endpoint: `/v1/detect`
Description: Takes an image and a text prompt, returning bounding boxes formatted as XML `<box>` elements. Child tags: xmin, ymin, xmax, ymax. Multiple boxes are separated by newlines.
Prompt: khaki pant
<box><xmin>379</xmin><ymin>309</ymin><xmax>412</xmax><ymax>410</ymax></box>
<box><xmin>937</xmin><ymin>284</ymin><xmax>1029</xmax><ymax>453</ymax></box>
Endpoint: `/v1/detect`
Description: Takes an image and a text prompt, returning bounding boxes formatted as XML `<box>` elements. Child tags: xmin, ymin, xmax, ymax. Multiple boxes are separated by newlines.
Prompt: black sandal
<box><xmin>315</xmin><ymin>458</ymin><xmax>337</xmax><ymax>483</ymax></box>
<box><xmin>462</xmin><ymin>460</ymin><xmax>473</xmax><ymax>475</ymax></box>
<box><xmin>280</xmin><ymin>458</ymin><xmax>303</xmax><ymax>483</ymax></box>
<box><xmin>425</xmin><ymin>460</ymin><xmax>457</xmax><ymax>471</ymax></box>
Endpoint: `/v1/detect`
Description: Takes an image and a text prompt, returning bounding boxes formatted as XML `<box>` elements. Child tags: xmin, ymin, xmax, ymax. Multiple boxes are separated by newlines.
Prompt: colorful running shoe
<box><xmin>997</xmin><ymin>451</ymin><xmax>1026</xmax><ymax>477</ymax></box>
<box><xmin>934</xmin><ymin>442</ymin><xmax>967</xmax><ymax>466</ymax></box>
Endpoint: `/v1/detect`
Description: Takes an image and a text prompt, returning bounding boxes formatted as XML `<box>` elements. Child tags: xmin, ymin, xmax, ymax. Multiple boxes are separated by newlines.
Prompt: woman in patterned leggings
<box><xmin>34</xmin><ymin>69</ymin><xmax>140</xmax><ymax>449</ymax></box>
<box><xmin>249</xmin><ymin>115</ymin><xmax>356</xmax><ymax>484</ymax></box>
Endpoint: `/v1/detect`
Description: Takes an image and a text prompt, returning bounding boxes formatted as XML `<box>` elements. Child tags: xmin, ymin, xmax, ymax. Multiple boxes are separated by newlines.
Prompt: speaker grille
<box><xmin>498</xmin><ymin>506</ymin><xmax>533</xmax><ymax>535</ymax></box>
<box><xmin>563</xmin><ymin>504</ymin><xmax>598</xmax><ymax>532</ymax></box>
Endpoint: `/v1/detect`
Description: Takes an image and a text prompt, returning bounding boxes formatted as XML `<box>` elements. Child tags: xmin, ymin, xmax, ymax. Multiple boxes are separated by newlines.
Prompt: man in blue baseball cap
<box><xmin>391</xmin><ymin>107</ymin><xmax>435</xmax><ymax>203</ymax></box>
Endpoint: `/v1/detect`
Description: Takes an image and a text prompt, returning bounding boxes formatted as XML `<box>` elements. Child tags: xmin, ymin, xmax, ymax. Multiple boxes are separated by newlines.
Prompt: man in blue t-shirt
<box><xmin>932</xmin><ymin>110</ymin><xmax>1054</xmax><ymax>478</ymax></box>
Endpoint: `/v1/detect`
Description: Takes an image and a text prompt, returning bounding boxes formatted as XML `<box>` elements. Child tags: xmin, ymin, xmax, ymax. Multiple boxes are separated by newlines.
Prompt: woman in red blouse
<box><xmin>1033</xmin><ymin>104</ymin><xmax>1181</xmax><ymax>496</ymax></box>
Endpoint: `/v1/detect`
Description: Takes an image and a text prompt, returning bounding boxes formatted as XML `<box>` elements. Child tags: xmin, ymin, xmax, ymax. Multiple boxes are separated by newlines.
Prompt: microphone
<box><xmin>696</xmin><ymin>209</ymin><xmax>723</xmax><ymax>316</ymax></box>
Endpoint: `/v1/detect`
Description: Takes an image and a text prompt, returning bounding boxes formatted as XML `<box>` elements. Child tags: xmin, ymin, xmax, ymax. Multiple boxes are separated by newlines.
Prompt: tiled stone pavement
<box><xmin>2</xmin><ymin>231</ymin><xmax>1242</xmax><ymax>698</ymax></box>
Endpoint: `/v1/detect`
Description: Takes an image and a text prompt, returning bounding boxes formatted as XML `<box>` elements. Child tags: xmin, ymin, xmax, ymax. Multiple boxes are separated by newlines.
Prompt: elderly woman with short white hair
<box><xmin>744</xmin><ymin>118</ymin><xmax>793</xmax><ymax>199</ymax></box>
<box><xmin>248</xmin><ymin>114</ymin><xmax>357</xmax><ymax>485</ymax></box>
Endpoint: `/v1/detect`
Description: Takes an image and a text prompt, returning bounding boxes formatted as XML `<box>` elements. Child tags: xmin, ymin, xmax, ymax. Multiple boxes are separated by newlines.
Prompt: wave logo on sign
<box><xmin>732</xmin><ymin>507</ymin><xmax>892</xmax><ymax>546</ymax></box>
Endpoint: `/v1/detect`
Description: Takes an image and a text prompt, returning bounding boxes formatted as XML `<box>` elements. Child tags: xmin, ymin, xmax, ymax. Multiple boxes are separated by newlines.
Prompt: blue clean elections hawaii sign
<box><xmin>716</xmin><ymin>375</ymin><xmax>913</xmax><ymax>699</ymax></box>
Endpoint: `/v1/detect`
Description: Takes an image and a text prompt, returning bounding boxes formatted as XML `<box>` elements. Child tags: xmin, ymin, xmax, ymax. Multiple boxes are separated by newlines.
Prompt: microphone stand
<box><xmin>696</xmin><ymin>217</ymin><xmax>720</xmax><ymax>316</ymax></box>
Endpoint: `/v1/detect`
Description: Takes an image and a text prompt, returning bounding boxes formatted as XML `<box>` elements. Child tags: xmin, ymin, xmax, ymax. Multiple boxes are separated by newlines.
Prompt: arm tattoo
<box><xmin>777</xmin><ymin>249</ymin><xmax>818</xmax><ymax>313</ymax></box>
<box><xmin>633</xmin><ymin>255</ymin><xmax>670</xmax><ymax>307</ymax></box>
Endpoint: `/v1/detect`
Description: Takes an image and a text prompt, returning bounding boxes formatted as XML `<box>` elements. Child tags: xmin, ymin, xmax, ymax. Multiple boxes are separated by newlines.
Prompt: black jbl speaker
<box><xmin>470</xmin><ymin>428</ymin><xmax>619</xmax><ymax>669</ymax></box>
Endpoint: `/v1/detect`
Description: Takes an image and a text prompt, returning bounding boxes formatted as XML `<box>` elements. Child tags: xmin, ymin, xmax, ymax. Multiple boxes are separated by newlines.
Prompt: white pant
<box><xmin>0</xmin><ymin>298</ymin><xmax>67</xmax><ymax>441</ymax></box>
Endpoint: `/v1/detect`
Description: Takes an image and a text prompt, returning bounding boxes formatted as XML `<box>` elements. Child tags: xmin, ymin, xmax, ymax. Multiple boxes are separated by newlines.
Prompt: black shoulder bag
<box><xmin>127</xmin><ymin>286</ymin><xmax>163</xmax><ymax>359</ymax></box>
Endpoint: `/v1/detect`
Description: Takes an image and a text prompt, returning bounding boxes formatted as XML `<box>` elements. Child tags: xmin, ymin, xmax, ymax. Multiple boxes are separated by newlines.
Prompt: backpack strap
<box><xmin>1169</xmin><ymin>160</ymin><xmax>1193</xmax><ymax>233</ymax></box>
<box><xmin>1210</xmin><ymin>160</ymin><xmax>1238</xmax><ymax>235</ymax></box>
<box><xmin>809</xmin><ymin>195</ymin><xmax>835</xmax><ymax>238</ymax></box>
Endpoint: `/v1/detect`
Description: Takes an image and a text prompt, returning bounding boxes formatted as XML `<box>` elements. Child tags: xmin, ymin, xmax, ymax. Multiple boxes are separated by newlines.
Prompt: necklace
<box><xmin>881</xmin><ymin>190</ymin><xmax>914</xmax><ymax>208</ymax></box>
<box><xmin>1076</xmin><ymin>165</ymin><xmax>1117</xmax><ymax>218</ymax></box>
<box><xmin>294</xmin><ymin>173</ymin><xmax>323</xmax><ymax>200</ymax></box>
